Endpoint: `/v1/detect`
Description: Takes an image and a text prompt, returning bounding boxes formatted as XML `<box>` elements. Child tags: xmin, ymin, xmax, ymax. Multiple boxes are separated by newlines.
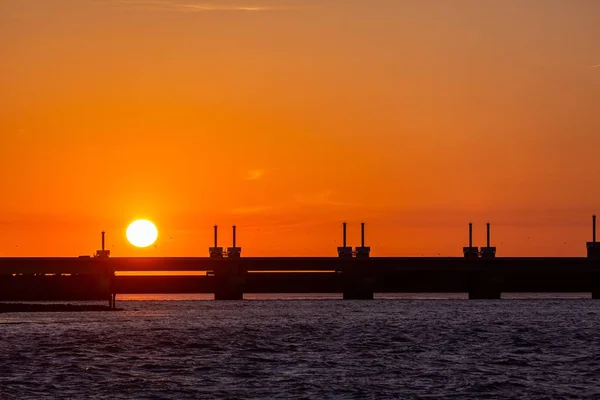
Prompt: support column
<box><xmin>209</xmin><ymin>225</ymin><xmax>224</xmax><ymax>258</ymax></box>
<box><xmin>588</xmin><ymin>215</ymin><xmax>600</xmax><ymax>260</ymax></box>
<box><xmin>354</xmin><ymin>222</ymin><xmax>371</xmax><ymax>259</ymax></box>
<box><xmin>480</xmin><ymin>222</ymin><xmax>497</xmax><ymax>259</ymax></box>
<box><xmin>591</xmin><ymin>268</ymin><xmax>600</xmax><ymax>299</ymax></box>
<box><xmin>341</xmin><ymin>262</ymin><xmax>374</xmax><ymax>300</ymax></box>
<box><xmin>463</xmin><ymin>222</ymin><xmax>479</xmax><ymax>259</ymax></box>
<box><xmin>227</xmin><ymin>225</ymin><xmax>242</xmax><ymax>258</ymax></box>
<box><xmin>213</xmin><ymin>262</ymin><xmax>245</xmax><ymax>300</ymax></box>
<box><xmin>103</xmin><ymin>262</ymin><xmax>115</xmax><ymax>309</ymax></box>
<box><xmin>468</xmin><ymin>269</ymin><xmax>502</xmax><ymax>300</ymax></box>
<box><xmin>337</xmin><ymin>221</ymin><xmax>353</xmax><ymax>259</ymax></box>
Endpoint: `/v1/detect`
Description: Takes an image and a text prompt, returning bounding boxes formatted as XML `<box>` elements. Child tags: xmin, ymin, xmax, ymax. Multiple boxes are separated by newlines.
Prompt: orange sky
<box><xmin>1</xmin><ymin>0</ymin><xmax>599</xmax><ymax>257</ymax></box>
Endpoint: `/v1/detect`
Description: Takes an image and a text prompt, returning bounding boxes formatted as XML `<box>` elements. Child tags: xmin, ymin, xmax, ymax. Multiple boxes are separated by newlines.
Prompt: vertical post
<box><xmin>486</xmin><ymin>222</ymin><xmax>490</xmax><ymax>248</ymax></box>
<box><xmin>214</xmin><ymin>225</ymin><xmax>218</xmax><ymax>248</ymax></box>
<box><xmin>343</xmin><ymin>222</ymin><xmax>347</xmax><ymax>247</ymax></box>
<box><xmin>469</xmin><ymin>222</ymin><xmax>473</xmax><ymax>248</ymax></box>
<box><xmin>101</xmin><ymin>231</ymin><xmax>105</xmax><ymax>251</ymax></box>
<box><xmin>594</xmin><ymin>215</ymin><xmax>597</xmax><ymax>243</ymax></box>
<box><xmin>361</xmin><ymin>222</ymin><xmax>365</xmax><ymax>247</ymax></box>
<box><xmin>233</xmin><ymin>225</ymin><xmax>237</xmax><ymax>248</ymax></box>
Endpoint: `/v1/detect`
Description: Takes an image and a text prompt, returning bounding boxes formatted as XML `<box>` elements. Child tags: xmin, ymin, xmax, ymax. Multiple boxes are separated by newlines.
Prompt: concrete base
<box><xmin>213</xmin><ymin>264</ymin><xmax>245</xmax><ymax>300</ymax></box>
<box><xmin>480</xmin><ymin>247</ymin><xmax>496</xmax><ymax>259</ymax></box>
<box><xmin>468</xmin><ymin>289</ymin><xmax>501</xmax><ymax>300</ymax></box>
<box><xmin>468</xmin><ymin>272</ymin><xmax>502</xmax><ymax>300</ymax></box>
<box><xmin>354</xmin><ymin>247</ymin><xmax>371</xmax><ymax>259</ymax></box>
<box><xmin>209</xmin><ymin>247</ymin><xmax>224</xmax><ymax>258</ymax></box>
<box><xmin>463</xmin><ymin>247</ymin><xmax>479</xmax><ymax>259</ymax></box>
<box><xmin>587</xmin><ymin>243</ymin><xmax>600</xmax><ymax>260</ymax></box>
<box><xmin>226</xmin><ymin>247</ymin><xmax>242</xmax><ymax>258</ymax></box>
<box><xmin>343</xmin><ymin>288</ymin><xmax>374</xmax><ymax>300</ymax></box>
<box><xmin>214</xmin><ymin>288</ymin><xmax>244</xmax><ymax>301</ymax></box>
<box><xmin>337</xmin><ymin>247</ymin><xmax>353</xmax><ymax>259</ymax></box>
<box><xmin>341</xmin><ymin>266</ymin><xmax>374</xmax><ymax>300</ymax></box>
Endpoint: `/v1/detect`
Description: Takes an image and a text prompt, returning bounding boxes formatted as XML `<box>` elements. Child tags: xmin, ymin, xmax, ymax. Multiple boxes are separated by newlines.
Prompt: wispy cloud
<box><xmin>591</xmin><ymin>64</ymin><xmax>600</xmax><ymax>68</ymax></box>
<box><xmin>245</xmin><ymin>169</ymin><xmax>265</xmax><ymax>181</ymax></box>
<box><xmin>177</xmin><ymin>3</ymin><xmax>271</xmax><ymax>11</ymax></box>
<box><xmin>293</xmin><ymin>190</ymin><xmax>358</xmax><ymax>208</ymax></box>
<box><xmin>231</xmin><ymin>205</ymin><xmax>272</xmax><ymax>214</ymax></box>
<box><xmin>107</xmin><ymin>0</ymin><xmax>281</xmax><ymax>12</ymax></box>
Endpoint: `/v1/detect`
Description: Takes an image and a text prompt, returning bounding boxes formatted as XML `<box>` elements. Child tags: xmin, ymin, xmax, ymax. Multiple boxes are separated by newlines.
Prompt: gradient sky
<box><xmin>1</xmin><ymin>0</ymin><xmax>599</xmax><ymax>257</ymax></box>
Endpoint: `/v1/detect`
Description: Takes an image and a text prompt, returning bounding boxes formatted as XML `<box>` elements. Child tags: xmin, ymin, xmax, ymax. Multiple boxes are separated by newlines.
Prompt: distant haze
<box><xmin>1</xmin><ymin>0</ymin><xmax>599</xmax><ymax>257</ymax></box>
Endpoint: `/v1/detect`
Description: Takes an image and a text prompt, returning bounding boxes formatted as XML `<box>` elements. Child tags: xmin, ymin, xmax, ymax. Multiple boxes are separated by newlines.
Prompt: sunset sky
<box><xmin>1</xmin><ymin>0</ymin><xmax>599</xmax><ymax>257</ymax></box>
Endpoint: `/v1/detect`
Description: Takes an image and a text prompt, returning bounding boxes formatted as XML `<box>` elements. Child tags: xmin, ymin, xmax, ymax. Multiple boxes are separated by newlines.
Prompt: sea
<box><xmin>1</xmin><ymin>293</ymin><xmax>600</xmax><ymax>399</ymax></box>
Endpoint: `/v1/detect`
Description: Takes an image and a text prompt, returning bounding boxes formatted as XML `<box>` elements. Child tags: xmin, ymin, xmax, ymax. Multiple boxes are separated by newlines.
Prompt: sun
<box><xmin>126</xmin><ymin>219</ymin><xmax>158</xmax><ymax>248</ymax></box>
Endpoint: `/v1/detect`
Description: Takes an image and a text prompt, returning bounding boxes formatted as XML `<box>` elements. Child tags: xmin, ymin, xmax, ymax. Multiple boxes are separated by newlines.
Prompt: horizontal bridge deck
<box><xmin>0</xmin><ymin>257</ymin><xmax>600</xmax><ymax>299</ymax></box>
<box><xmin>0</xmin><ymin>257</ymin><xmax>597</xmax><ymax>274</ymax></box>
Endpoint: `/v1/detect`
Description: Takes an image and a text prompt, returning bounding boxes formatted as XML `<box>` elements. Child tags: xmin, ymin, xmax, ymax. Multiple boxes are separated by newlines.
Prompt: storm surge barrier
<box><xmin>1</xmin><ymin>256</ymin><xmax>600</xmax><ymax>306</ymax></box>
<box><xmin>1</xmin><ymin>216</ymin><xmax>599</xmax><ymax>305</ymax></box>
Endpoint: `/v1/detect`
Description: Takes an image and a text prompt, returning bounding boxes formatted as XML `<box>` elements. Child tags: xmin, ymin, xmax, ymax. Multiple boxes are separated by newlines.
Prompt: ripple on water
<box><xmin>1</xmin><ymin>299</ymin><xmax>600</xmax><ymax>399</ymax></box>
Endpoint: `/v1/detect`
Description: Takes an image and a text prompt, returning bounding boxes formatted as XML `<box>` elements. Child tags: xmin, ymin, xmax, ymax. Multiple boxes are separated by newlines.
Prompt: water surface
<box><xmin>1</xmin><ymin>295</ymin><xmax>599</xmax><ymax>399</ymax></box>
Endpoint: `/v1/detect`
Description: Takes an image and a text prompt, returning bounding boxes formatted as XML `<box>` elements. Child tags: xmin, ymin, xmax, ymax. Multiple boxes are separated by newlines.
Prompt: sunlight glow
<box><xmin>126</xmin><ymin>219</ymin><xmax>158</xmax><ymax>248</ymax></box>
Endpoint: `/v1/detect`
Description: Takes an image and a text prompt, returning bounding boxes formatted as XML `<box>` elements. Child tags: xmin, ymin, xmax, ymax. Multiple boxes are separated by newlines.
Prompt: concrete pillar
<box><xmin>338</xmin><ymin>221</ymin><xmax>353</xmax><ymax>258</ymax></box>
<box><xmin>341</xmin><ymin>263</ymin><xmax>375</xmax><ymax>300</ymax></box>
<box><xmin>463</xmin><ymin>222</ymin><xmax>479</xmax><ymax>258</ymax></box>
<box><xmin>468</xmin><ymin>270</ymin><xmax>502</xmax><ymax>300</ymax></box>
<box><xmin>591</xmin><ymin>269</ymin><xmax>600</xmax><ymax>299</ymax></box>
<box><xmin>209</xmin><ymin>225</ymin><xmax>224</xmax><ymax>258</ymax></box>
<box><xmin>480</xmin><ymin>222</ymin><xmax>497</xmax><ymax>259</ymax></box>
<box><xmin>355</xmin><ymin>222</ymin><xmax>371</xmax><ymax>259</ymax></box>
<box><xmin>213</xmin><ymin>262</ymin><xmax>245</xmax><ymax>300</ymax></box>
<box><xmin>100</xmin><ymin>260</ymin><xmax>116</xmax><ymax>309</ymax></box>
<box><xmin>588</xmin><ymin>215</ymin><xmax>600</xmax><ymax>259</ymax></box>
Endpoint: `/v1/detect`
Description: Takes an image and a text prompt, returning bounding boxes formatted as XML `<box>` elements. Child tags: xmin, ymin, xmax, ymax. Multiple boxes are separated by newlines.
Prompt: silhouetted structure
<box><xmin>337</xmin><ymin>222</ymin><xmax>353</xmax><ymax>259</ymax></box>
<box><xmin>463</xmin><ymin>222</ymin><xmax>479</xmax><ymax>259</ymax></box>
<box><xmin>355</xmin><ymin>222</ymin><xmax>371</xmax><ymax>259</ymax></box>
<box><xmin>480</xmin><ymin>222</ymin><xmax>496</xmax><ymax>259</ymax></box>
<box><xmin>227</xmin><ymin>225</ymin><xmax>242</xmax><ymax>258</ymax></box>
<box><xmin>209</xmin><ymin>225</ymin><xmax>224</xmax><ymax>258</ymax></box>
<box><xmin>95</xmin><ymin>231</ymin><xmax>110</xmax><ymax>259</ymax></box>
<box><xmin>1</xmin><ymin>216</ymin><xmax>599</xmax><ymax>303</ymax></box>
<box><xmin>588</xmin><ymin>215</ymin><xmax>600</xmax><ymax>259</ymax></box>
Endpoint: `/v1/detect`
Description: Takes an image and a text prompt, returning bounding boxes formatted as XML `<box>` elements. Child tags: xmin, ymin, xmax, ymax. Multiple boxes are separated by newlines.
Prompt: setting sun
<box><xmin>126</xmin><ymin>220</ymin><xmax>158</xmax><ymax>248</ymax></box>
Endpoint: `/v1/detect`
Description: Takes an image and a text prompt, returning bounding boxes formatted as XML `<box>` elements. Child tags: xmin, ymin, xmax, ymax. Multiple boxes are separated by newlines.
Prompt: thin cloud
<box><xmin>293</xmin><ymin>190</ymin><xmax>359</xmax><ymax>208</ymax></box>
<box><xmin>106</xmin><ymin>0</ymin><xmax>281</xmax><ymax>12</ymax></box>
<box><xmin>178</xmin><ymin>4</ymin><xmax>272</xmax><ymax>11</ymax></box>
<box><xmin>231</xmin><ymin>206</ymin><xmax>272</xmax><ymax>214</ymax></box>
<box><xmin>246</xmin><ymin>169</ymin><xmax>265</xmax><ymax>181</ymax></box>
<box><xmin>591</xmin><ymin>64</ymin><xmax>600</xmax><ymax>68</ymax></box>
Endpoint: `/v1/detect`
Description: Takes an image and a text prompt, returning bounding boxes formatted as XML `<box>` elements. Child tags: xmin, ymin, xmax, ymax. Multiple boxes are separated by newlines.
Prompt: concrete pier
<box><xmin>212</xmin><ymin>261</ymin><xmax>246</xmax><ymax>300</ymax></box>
<box><xmin>341</xmin><ymin>262</ymin><xmax>375</xmax><ymax>300</ymax></box>
<box><xmin>467</xmin><ymin>269</ymin><xmax>503</xmax><ymax>300</ymax></box>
